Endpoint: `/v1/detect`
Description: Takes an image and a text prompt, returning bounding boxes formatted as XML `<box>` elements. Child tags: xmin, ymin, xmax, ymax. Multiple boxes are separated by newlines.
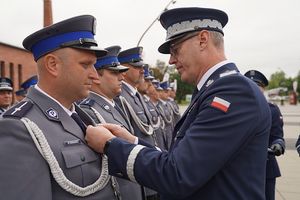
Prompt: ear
<box><xmin>197</xmin><ymin>30</ymin><xmax>209</xmax><ymax>50</ymax></box>
<box><xmin>43</xmin><ymin>53</ymin><xmax>60</xmax><ymax>77</ymax></box>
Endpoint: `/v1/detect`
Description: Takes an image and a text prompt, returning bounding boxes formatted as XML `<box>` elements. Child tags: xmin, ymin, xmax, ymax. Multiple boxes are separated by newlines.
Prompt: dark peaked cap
<box><xmin>94</xmin><ymin>45</ymin><xmax>129</xmax><ymax>72</ymax></box>
<box><xmin>23</xmin><ymin>15</ymin><xmax>107</xmax><ymax>61</ymax></box>
<box><xmin>118</xmin><ymin>47</ymin><xmax>145</xmax><ymax>67</ymax></box>
<box><xmin>244</xmin><ymin>70</ymin><xmax>269</xmax><ymax>87</ymax></box>
<box><xmin>0</xmin><ymin>77</ymin><xmax>13</xmax><ymax>91</ymax></box>
<box><xmin>158</xmin><ymin>7</ymin><xmax>228</xmax><ymax>54</ymax></box>
<box><xmin>21</xmin><ymin>75</ymin><xmax>38</xmax><ymax>90</ymax></box>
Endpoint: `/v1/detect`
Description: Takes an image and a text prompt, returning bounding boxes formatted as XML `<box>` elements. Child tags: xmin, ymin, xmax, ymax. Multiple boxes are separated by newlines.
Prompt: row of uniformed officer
<box><xmin>0</xmin><ymin>15</ymin><xmax>129</xmax><ymax>200</ymax></box>
<box><xmin>79</xmin><ymin>45</ymin><xmax>144</xmax><ymax>200</ymax></box>
<box><xmin>114</xmin><ymin>47</ymin><xmax>160</xmax><ymax>200</ymax></box>
<box><xmin>137</xmin><ymin>66</ymin><xmax>168</xmax><ymax>151</ymax></box>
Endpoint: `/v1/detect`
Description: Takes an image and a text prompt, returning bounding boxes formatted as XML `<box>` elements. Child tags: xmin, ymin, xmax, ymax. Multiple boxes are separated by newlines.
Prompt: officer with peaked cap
<box><xmin>84</xmin><ymin>7</ymin><xmax>271</xmax><ymax>200</ymax></box>
<box><xmin>116</xmin><ymin>47</ymin><xmax>158</xmax><ymax>199</ymax></box>
<box><xmin>156</xmin><ymin>81</ymin><xmax>174</xmax><ymax>149</ymax></box>
<box><xmin>15</xmin><ymin>75</ymin><xmax>38</xmax><ymax>102</ymax></box>
<box><xmin>0</xmin><ymin>77</ymin><xmax>13</xmax><ymax>115</ymax></box>
<box><xmin>167</xmin><ymin>81</ymin><xmax>181</xmax><ymax>124</ymax></box>
<box><xmin>245</xmin><ymin>69</ymin><xmax>285</xmax><ymax>200</ymax></box>
<box><xmin>0</xmin><ymin>15</ymin><xmax>131</xmax><ymax>200</ymax></box>
<box><xmin>137</xmin><ymin>66</ymin><xmax>166</xmax><ymax>151</ymax></box>
<box><xmin>116</xmin><ymin>46</ymin><xmax>155</xmax><ymax>145</ymax></box>
<box><xmin>146</xmin><ymin>79</ymin><xmax>168</xmax><ymax>150</ymax></box>
<box><xmin>80</xmin><ymin>45</ymin><xmax>144</xmax><ymax>200</ymax></box>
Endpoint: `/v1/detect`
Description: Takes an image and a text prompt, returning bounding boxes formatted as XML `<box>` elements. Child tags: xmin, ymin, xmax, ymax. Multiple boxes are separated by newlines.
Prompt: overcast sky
<box><xmin>1</xmin><ymin>0</ymin><xmax>300</xmax><ymax>79</ymax></box>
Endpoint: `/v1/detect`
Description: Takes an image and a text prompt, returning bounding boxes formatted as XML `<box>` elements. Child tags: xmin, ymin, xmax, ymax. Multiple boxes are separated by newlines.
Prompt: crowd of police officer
<box><xmin>0</xmin><ymin>7</ymin><xmax>297</xmax><ymax>200</ymax></box>
<box><xmin>0</xmin><ymin>45</ymin><xmax>180</xmax><ymax>200</ymax></box>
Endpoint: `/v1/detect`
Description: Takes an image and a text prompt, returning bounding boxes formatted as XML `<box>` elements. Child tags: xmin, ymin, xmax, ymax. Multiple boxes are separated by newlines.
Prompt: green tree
<box><xmin>268</xmin><ymin>70</ymin><xmax>287</xmax><ymax>89</ymax></box>
<box><xmin>170</xmin><ymin>73</ymin><xmax>194</xmax><ymax>103</ymax></box>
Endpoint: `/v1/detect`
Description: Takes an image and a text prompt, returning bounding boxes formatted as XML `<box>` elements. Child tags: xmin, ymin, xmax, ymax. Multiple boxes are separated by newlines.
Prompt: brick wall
<box><xmin>0</xmin><ymin>42</ymin><xmax>37</xmax><ymax>102</ymax></box>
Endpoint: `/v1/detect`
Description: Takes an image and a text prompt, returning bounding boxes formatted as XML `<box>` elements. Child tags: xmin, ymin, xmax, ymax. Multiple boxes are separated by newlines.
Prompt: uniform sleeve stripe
<box><xmin>126</xmin><ymin>145</ymin><xmax>145</xmax><ymax>182</ymax></box>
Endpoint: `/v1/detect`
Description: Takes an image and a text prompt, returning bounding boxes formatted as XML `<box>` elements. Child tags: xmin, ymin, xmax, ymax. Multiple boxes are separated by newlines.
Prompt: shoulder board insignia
<box><xmin>80</xmin><ymin>98</ymin><xmax>95</xmax><ymax>107</ymax></box>
<box><xmin>219</xmin><ymin>70</ymin><xmax>237</xmax><ymax>78</ymax></box>
<box><xmin>205</xmin><ymin>79</ymin><xmax>214</xmax><ymax>87</ymax></box>
<box><xmin>3</xmin><ymin>101</ymin><xmax>33</xmax><ymax>118</ymax></box>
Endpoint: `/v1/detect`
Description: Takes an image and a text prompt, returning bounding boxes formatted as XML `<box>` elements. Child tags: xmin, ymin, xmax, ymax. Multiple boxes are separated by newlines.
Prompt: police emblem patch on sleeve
<box><xmin>210</xmin><ymin>97</ymin><xmax>230</xmax><ymax>112</ymax></box>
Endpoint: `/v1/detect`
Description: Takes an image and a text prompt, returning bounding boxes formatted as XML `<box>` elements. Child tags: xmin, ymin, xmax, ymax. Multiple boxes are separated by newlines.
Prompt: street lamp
<box><xmin>136</xmin><ymin>0</ymin><xmax>177</xmax><ymax>46</ymax></box>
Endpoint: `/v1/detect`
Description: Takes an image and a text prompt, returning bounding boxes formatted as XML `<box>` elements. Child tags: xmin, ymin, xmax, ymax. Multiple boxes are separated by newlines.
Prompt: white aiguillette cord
<box><xmin>21</xmin><ymin>117</ymin><xmax>110</xmax><ymax>197</ymax></box>
<box><xmin>119</xmin><ymin>96</ymin><xmax>154</xmax><ymax>136</ymax></box>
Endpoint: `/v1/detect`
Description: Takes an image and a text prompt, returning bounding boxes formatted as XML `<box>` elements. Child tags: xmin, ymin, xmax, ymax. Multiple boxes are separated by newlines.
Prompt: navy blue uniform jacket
<box><xmin>266</xmin><ymin>103</ymin><xmax>285</xmax><ymax>179</ymax></box>
<box><xmin>105</xmin><ymin>63</ymin><xmax>271</xmax><ymax>200</ymax></box>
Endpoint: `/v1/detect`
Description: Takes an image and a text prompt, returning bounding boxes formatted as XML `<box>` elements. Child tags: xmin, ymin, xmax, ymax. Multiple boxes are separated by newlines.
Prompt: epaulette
<box><xmin>219</xmin><ymin>70</ymin><xmax>238</xmax><ymax>78</ymax></box>
<box><xmin>80</xmin><ymin>98</ymin><xmax>95</xmax><ymax>107</ymax></box>
<box><xmin>3</xmin><ymin>101</ymin><xmax>33</xmax><ymax>119</ymax></box>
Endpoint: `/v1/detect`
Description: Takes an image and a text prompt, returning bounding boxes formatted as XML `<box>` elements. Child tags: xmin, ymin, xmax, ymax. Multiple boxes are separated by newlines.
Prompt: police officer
<box><xmin>245</xmin><ymin>70</ymin><xmax>285</xmax><ymax>200</ymax></box>
<box><xmin>85</xmin><ymin>7</ymin><xmax>271</xmax><ymax>200</ymax></box>
<box><xmin>116</xmin><ymin>47</ymin><xmax>158</xmax><ymax>200</ymax></box>
<box><xmin>80</xmin><ymin>45</ymin><xmax>144</xmax><ymax>200</ymax></box>
<box><xmin>137</xmin><ymin>65</ymin><xmax>166</xmax><ymax>151</ymax></box>
<box><xmin>157</xmin><ymin>81</ymin><xmax>174</xmax><ymax>149</ymax></box>
<box><xmin>0</xmin><ymin>15</ymin><xmax>128</xmax><ymax>200</ymax></box>
<box><xmin>116</xmin><ymin>47</ymin><xmax>155</xmax><ymax>145</ymax></box>
<box><xmin>0</xmin><ymin>77</ymin><xmax>13</xmax><ymax>115</ymax></box>
<box><xmin>15</xmin><ymin>75</ymin><xmax>38</xmax><ymax>102</ymax></box>
<box><xmin>167</xmin><ymin>81</ymin><xmax>181</xmax><ymax>124</ymax></box>
<box><xmin>148</xmin><ymin>80</ymin><xmax>168</xmax><ymax>150</ymax></box>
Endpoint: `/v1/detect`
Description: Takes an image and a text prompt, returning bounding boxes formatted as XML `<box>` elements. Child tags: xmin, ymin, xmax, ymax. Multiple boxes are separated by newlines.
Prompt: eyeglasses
<box><xmin>169</xmin><ymin>31</ymin><xmax>200</xmax><ymax>57</ymax></box>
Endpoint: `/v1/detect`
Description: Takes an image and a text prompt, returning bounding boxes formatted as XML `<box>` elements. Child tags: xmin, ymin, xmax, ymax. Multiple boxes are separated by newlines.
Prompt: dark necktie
<box><xmin>71</xmin><ymin>112</ymin><xmax>86</xmax><ymax>132</ymax></box>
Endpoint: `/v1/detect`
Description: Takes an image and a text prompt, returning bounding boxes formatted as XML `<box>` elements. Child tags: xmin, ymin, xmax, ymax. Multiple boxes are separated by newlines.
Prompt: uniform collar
<box><xmin>90</xmin><ymin>91</ymin><xmax>115</xmax><ymax>107</ymax></box>
<box><xmin>122</xmin><ymin>81</ymin><xmax>137</xmax><ymax>95</ymax></box>
<box><xmin>35</xmin><ymin>85</ymin><xmax>75</xmax><ymax>116</ymax></box>
<box><xmin>196</xmin><ymin>60</ymin><xmax>232</xmax><ymax>91</ymax></box>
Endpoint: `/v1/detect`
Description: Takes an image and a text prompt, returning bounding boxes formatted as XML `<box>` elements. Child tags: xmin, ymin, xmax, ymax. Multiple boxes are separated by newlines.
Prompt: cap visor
<box><xmin>129</xmin><ymin>61</ymin><xmax>145</xmax><ymax>67</ymax></box>
<box><xmin>72</xmin><ymin>46</ymin><xmax>108</xmax><ymax>58</ymax></box>
<box><xmin>107</xmin><ymin>65</ymin><xmax>129</xmax><ymax>73</ymax></box>
<box><xmin>0</xmin><ymin>87</ymin><xmax>13</xmax><ymax>91</ymax></box>
<box><xmin>145</xmin><ymin>75</ymin><xmax>154</xmax><ymax>80</ymax></box>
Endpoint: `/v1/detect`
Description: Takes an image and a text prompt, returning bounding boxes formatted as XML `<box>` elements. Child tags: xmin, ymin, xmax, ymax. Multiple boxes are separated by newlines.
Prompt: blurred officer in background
<box><xmin>157</xmin><ymin>81</ymin><xmax>174</xmax><ymax>149</ymax></box>
<box><xmin>80</xmin><ymin>45</ymin><xmax>144</xmax><ymax>200</ymax></box>
<box><xmin>167</xmin><ymin>81</ymin><xmax>181</xmax><ymax>124</ymax></box>
<box><xmin>148</xmin><ymin>80</ymin><xmax>168</xmax><ymax>150</ymax></box>
<box><xmin>85</xmin><ymin>7</ymin><xmax>271</xmax><ymax>200</ymax></box>
<box><xmin>116</xmin><ymin>47</ymin><xmax>155</xmax><ymax>145</ymax></box>
<box><xmin>137</xmin><ymin>65</ymin><xmax>166</xmax><ymax>150</ymax></box>
<box><xmin>15</xmin><ymin>75</ymin><xmax>38</xmax><ymax>102</ymax></box>
<box><xmin>0</xmin><ymin>77</ymin><xmax>13</xmax><ymax>115</ymax></box>
<box><xmin>245</xmin><ymin>70</ymin><xmax>285</xmax><ymax>200</ymax></box>
<box><xmin>117</xmin><ymin>47</ymin><xmax>158</xmax><ymax>200</ymax></box>
<box><xmin>0</xmin><ymin>15</ymin><xmax>131</xmax><ymax>200</ymax></box>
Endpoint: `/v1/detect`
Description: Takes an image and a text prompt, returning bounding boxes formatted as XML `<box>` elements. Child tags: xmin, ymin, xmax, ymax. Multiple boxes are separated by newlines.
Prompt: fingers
<box><xmin>101</xmin><ymin>123</ymin><xmax>122</xmax><ymax>131</ymax></box>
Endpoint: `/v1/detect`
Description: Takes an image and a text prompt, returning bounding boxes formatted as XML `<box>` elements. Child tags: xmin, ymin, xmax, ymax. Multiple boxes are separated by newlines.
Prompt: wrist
<box><xmin>104</xmin><ymin>137</ymin><xmax>116</xmax><ymax>155</ymax></box>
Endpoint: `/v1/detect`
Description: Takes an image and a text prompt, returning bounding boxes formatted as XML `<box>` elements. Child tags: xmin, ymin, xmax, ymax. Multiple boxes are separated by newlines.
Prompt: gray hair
<box><xmin>210</xmin><ymin>31</ymin><xmax>224</xmax><ymax>49</ymax></box>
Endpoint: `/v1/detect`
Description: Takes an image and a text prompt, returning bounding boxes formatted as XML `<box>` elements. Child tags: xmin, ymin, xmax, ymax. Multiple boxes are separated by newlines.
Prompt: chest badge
<box><xmin>46</xmin><ymin>108</ymin><xmax>59</xmax><ymax>119</ymax></box>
